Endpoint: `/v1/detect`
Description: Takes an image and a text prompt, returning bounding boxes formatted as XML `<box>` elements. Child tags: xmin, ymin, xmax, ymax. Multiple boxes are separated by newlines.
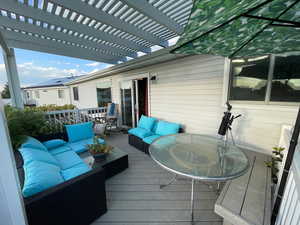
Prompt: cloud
<box><xmin>0</xmin><ymin>62</ymin><xmax>88</xmax><ymax>87</ymax></box>
<box><xmin>86</xmin><ymin>62</ymin><xmax>100</xmax><ymax>67</ymax></box>
<box><xmin>88</xmin><ymin>64</ymin><xmax>114</xmax><ymax>74</ymax></box>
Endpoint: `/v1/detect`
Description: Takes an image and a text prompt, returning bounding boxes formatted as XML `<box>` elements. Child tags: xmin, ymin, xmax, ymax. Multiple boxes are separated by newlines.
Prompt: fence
<box><xmin>45</xmin><ymin>107</ymin><xmax>107</xmax><ymax>131</ymax></box>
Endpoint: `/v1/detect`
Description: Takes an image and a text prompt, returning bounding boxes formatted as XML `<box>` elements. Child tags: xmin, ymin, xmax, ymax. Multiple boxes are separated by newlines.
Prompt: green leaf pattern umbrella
<box><xmin>172</xmin><ymin>0</ymin><xmax>300</xmax><ymax>58</ymax></box>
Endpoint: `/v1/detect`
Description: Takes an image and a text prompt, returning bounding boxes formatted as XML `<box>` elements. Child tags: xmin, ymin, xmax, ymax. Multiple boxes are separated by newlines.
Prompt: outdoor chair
<box><xmin>105</xmin><ymin>103</ymin><xmax>118</xmax><ymax>133</ymax></box>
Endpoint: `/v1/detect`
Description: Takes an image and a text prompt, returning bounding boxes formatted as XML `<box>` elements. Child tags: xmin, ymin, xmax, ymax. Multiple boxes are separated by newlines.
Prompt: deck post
<box><xmin>2</xmin><ymin>48</ymin><xmax>24</xmax><ymax>108</ymax></box>
<box><xmin>0</xmin><ymin>99</ymin><xmax>27</xmax><ymax>225</ymax></box>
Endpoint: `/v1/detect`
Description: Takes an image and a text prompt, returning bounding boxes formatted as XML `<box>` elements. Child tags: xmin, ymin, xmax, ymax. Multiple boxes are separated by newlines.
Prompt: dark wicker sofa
<box><xmin>129</xmin><ymin>127</ymin><xmax>184</xmax><ymax>154</ymax></box>
<box><xmin>15</xmin><ymin>132</ymin><xmax>107</xmax><ymax>225</ymax></box>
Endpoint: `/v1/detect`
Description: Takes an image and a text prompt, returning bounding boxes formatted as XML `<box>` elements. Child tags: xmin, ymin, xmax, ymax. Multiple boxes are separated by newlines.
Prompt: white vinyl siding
<box><xmin>70</xmin><ymin>54</ymin><xmax>299</xmax><ymax>154</ymax></box>
<box><xmin>25</xmin><ymin>87</ymin><xmax>71</xmax><ymax>106</ymax></box>
<box><xmin>150</xmin><ymin>55</ymin><xmax>225</xmax><ymax>135</ymax></box>
<box><xmin>230</xmin><ymin>105</ymin><xmax>298</xmax><ymax>152</ymax></box>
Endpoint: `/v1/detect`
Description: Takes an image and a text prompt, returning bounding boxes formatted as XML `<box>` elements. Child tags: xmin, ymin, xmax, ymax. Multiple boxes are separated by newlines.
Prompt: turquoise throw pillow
<box><xmin>155</xmin><ymin>121</ymin><xmax>180</xmax><ymax>136</ymax></box>
<box><xmin>19</xmin><ymin>148</ymin><xmax>60</xmax><ymax>167</ymax></box>
<box><xmin>65</xmin><ymin>122</ymin><xmax>94</xmax><ymax>143</ymax></box>
<box><xmin>138</xmin><ymin>115</ymin><xmax>156</xmax><ymax>131</ymax></box>
<box><xmin>22</xmin><ymin>161</ymin><xmax>64</xmax><ymax>197</ymax></box>
<box><xmin>21</xmin><ymin>136</ymin><xmax>47</xmax><ymax>151</ymax></box>
<box><xmin>43</xmin><ymin>139</ymin><xmax>67</xmax><ymax>150</ymax></box>
<box><xmin>128</xmin><ymin>127</ymin><xmax>153</xmax><ymax>139</ymax></box>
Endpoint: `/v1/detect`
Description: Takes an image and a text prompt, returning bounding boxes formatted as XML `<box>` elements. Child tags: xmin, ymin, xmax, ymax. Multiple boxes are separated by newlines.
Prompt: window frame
<box><xmin>96</xmin><ymin>87</ymin><xmax>112</xmax><ymax>107</ymax></box>
<box><xmin>227</xmin><ymin>54</ymin><xmax>300</xmax><ymax>106</ymax></box>
<box><xmin>73</xmin><ymin>87</ymin><xmax>79</xmax><ymax>101</ymax></box>
<box><xmin>58</xmin><ymin>89</ymin><xmax>64</xmax><ymax>99</ymax></box>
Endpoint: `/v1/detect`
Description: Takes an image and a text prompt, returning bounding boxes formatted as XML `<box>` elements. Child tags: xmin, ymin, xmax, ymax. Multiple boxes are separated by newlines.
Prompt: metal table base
<box><xmin>160</xmin><ymin>176</ymin><xmax>220</xmax><ymax>223</ymax></box>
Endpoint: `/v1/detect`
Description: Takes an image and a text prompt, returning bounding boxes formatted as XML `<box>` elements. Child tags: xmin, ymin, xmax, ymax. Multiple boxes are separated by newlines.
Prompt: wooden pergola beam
<box><xmin>0</xmin><ymin>16</ymin><xmax>136</xmax><ymax>58</ymax></box>
<box><xmin>120</xmin><ymin>0</ymin><xmax>184</xmax><ymax>34</ymax></box>
<box><xmin>2</xmin><ymin>29</ymin><xmax>119</xmax><ymax>64</ymax></box>
<box><xmin>51</xmin><ymin>0</ymin><xmax>168</xmax><ymax>47</ymax></box>
<box><xmin>0</xmin><ymin>0</ymin><xmax>149</xmax><ymax>53</ymax></box>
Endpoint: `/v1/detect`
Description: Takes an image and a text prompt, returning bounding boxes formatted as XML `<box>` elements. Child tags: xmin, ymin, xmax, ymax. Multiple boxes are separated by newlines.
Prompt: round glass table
<box><xmin>149</xmin><ymin>134</ymin><xmax>249</xmax><ymax>222</ymax></box>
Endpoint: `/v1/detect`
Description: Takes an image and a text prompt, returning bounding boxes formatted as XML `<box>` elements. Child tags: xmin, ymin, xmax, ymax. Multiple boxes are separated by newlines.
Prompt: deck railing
<box><xmin>45</xmin><ymin>107</ymin><xmax>107</xmax><ymax>130</ymax></box>
<box><xmin>275</xmin><ymin>147</ymin><xmax>300</xmax><ymax>225</ymax></box>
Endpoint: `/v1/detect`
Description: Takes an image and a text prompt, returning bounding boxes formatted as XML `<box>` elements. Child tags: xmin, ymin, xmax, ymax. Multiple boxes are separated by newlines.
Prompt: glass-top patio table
<box><xmin>149</xmin><ymin>134</ymin><xmax>250</xmax><ymax>222</ymax></box>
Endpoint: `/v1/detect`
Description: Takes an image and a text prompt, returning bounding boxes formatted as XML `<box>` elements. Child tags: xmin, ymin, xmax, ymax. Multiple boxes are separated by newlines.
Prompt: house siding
<box><xmin>69</xmin><ymin>54</ymin><xmax>299</xmax><ymax>154</ymax></box>
<box><xmin>24</xmin><ymin>87</ymin><xmax>71</xmax><ymax>106</ymax></box>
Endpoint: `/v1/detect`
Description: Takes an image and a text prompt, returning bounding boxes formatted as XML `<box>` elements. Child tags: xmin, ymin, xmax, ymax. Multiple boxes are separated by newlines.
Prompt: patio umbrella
<box><xmin>171</xmin><ymin>0</ymin><xmax>300</xmax><ymax>58</ymax></box>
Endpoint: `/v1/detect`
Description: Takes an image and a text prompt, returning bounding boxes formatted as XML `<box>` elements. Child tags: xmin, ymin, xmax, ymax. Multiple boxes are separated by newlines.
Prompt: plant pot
<box><xmin>94</xmin><ymin>123</ymin><xmax>106</xmax><ymax>135</ymax></box>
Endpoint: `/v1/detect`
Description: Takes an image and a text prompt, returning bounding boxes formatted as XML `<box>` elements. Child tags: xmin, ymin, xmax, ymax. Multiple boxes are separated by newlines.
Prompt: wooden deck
<box><xmin>91</xmin><ymin>134</ymin><xmax>222</xmax><ymax>225</ymax></box>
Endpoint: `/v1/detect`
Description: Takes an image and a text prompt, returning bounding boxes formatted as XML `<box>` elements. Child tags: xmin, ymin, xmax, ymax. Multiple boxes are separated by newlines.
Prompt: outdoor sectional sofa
<box><xmin>128</xmin><ymin>115</ymin><xmax>182</xmax><ymax>154</ymax></box>
<box><xmin>15</xmin><ymin>122</ymin><xmax>107</xmax><ymax>225</ymax></box>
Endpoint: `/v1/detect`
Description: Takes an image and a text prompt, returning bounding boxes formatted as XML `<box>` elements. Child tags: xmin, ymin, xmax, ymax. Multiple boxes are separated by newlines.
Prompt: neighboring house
<box><xmin>23</xmin><ymin>76</ymin><xmax>83</xmax><ymax>106</ymax></box>
<box><xmin>66</xmin><ymin>48</ymin><xmax>299</xmax><ymax>155</ymax></box>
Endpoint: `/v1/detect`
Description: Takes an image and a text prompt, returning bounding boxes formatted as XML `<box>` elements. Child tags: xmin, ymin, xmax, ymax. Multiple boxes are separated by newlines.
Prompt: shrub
<box><xmin>26</xmin><ymin>104</ymin><xmax>76</xmax><ymax>112</ymax></box>
<box><xmin>4</xmin><ymin>105</ymin><xmax>62</xmax><ymax>149</ymax></box>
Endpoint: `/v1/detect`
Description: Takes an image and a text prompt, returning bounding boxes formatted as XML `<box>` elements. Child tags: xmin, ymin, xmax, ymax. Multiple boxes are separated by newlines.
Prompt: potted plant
<box><xmin>265</xmin><ymin>146</ymin><xmax>285</xmax><ymax>184</ymax></box>
<box><xmin>87</xmin><ymin>136</ymin><xmax>113</xmax><ymax>161</ymax></box>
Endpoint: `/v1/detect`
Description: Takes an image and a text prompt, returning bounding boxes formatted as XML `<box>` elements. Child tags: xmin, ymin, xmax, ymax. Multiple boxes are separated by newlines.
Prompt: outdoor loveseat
<box><xmin>128</xmin><ymin>115</ymin><xmax>182</xmax><ymax>154</ymax></box>
<box><xmin>15</xmin><ymin>122</ymin><xmax>107</xmax><ymax>225</ymax></box>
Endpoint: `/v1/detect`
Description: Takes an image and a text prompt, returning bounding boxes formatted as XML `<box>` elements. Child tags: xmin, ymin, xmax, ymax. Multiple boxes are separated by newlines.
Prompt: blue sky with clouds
<box><xmin>0</xmin><ymin>48</ymin><xmax>111</xmax><ymax>90</ymax></box>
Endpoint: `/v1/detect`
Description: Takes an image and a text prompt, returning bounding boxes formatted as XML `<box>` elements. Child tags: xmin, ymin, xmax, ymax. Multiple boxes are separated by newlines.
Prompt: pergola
<box><xmin>0</xmin><ymin>0</ymin><xmax>192</xmax><ymax>107</ymax></box>
<box><xmin>0</xmin><ymin>2</ymin><xmax>193</xmax><ymax>225</ymax></box>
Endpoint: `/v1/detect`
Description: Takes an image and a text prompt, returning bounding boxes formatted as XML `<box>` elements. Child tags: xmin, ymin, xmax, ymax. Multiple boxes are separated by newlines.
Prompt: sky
<box><xmin>0</xmin><ymin>48</ymin><xmax>112</xmax><ymax>91</ymax></box>
<box><xmin>0</xmin><ymin>37</ymin><xmax>179</xmax><ymax>92</ymax></box>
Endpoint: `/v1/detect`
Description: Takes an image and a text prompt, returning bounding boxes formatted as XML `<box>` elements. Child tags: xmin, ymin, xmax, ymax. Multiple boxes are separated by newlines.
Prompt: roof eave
<box><xmin>65</xmin><ymin>47</ymin><xmax>188</xmax><ymax>85</ymax></box>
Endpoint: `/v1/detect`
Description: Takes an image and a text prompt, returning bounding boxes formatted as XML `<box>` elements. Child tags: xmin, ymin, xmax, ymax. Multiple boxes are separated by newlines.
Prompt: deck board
<box><xmin>91</xmin><ymin>134</ymin><xmax>222</xmax><ymax>225</ymax></box>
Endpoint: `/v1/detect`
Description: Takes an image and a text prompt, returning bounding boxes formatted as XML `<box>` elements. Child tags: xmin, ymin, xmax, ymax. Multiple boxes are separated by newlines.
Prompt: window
<box><xmin>96</xmin><ymin>81</ymin><xmax>112</xmax><ymax>107</ymax></box>
<box><xmin>26</xmin><ymin>91</ymin><xmax>30</xmax><ymax>98</ymax></box>
<box><xmin>73</xmin><ymin>87</ymin><xmax>79</xmax><ymax>101</ymax></box>
<box><xmin>34</xmin><ymin>90</ymin><xmax>40</xmax><ymax>99</ymax></box>
<box><xmin>271</xmin><ymin>55</ymin><xmax>300</xmax><ymax>102</ymax></box>
<box><xmin>58</xmin><ymin>89</ymin><xmax>64</xmax><ymax>99</ymax></box>
<box><xmin>229</xmin><ymin>54</ymin><xmax>300</xmax><ymax>103</ymax></box>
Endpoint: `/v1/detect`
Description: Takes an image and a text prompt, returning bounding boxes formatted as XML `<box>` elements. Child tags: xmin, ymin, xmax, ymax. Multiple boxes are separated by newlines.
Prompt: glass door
<box><xmin>120</xmin><ymin>78</ymin><xmax>148</xmax><ymax>128</ymax></box>
<box><xmin>120</xmin><ymin>80</ymin><xmax>135</xmax><ymax>127</ymax></box>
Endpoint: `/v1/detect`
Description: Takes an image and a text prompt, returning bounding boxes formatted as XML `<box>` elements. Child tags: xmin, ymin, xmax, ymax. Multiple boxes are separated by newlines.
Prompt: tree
<box><xmin>1</xmin><ymin>83</ymin><xmax>10</xmax><ymax>99</ymax></box>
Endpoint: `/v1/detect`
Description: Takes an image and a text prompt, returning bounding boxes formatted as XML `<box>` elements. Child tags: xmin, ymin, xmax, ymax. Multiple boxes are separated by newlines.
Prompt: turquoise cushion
<box><xmin>137</xmin><ymin>115</ymin><xmax>156</xmax><ymax>131</ymax></box>
<box><xmin>128</xmin><ymin>127</ymin><xmax>153</xmax><ymax>139</ymax></box>
<box><xmin>65</xmin><ymin>122</ymin><xmax>94</xmax><ymax>143</ymax></box>
<box><xmin>22</xmin><ymin>161</ymin><xmax>64</xmax><ymax>197</ymax></box>
<box><xmin>67</xmin><ymin>140</ymin><xmax>88</xmax><ymax>153</ymax></box>
<box><xmin>61</xmin><ymin>163</ymin><xmax>91</xmax><ymax>181</ymax></box>
<box><xmin>108</xmin><ymin>103</ymin><xmax>115</xmax><ymax>116</ymax></box>
<box><xmin>155</xmin><ymin>121</ymin><xmax>180</xmax><ymax>136</ymax></box>
<box><xmin>152</xmin><ymin>120</ymin><xmax>159</xmax><ymax>133</ymax></box>
<box><xmin>143</xmin><ymin>135</ymin><xmax>161</xmax><ymax>144</ymax></box>
<box><xmin>43</xmin><ymin>139</ymin><xmax>66</xmax><ymax>150</ymax></box>
<box><xmin>19</xmin><ymin>148</ymin><xmax>60</xmax><ymax>167</ymax></box>
<box><xmin>49</xmin><ymin>145</ymin><xmax>72</xmax><ymax>156</ymax></box>
<box><xmin>54</xmin><ymin>151</ymin><xmax>83</xmax><ymax>170</ymax></box>
<box><xmin>21</xmin><ymin>136</ymin><xmax>47</xmax><ymax>151</ymax></box>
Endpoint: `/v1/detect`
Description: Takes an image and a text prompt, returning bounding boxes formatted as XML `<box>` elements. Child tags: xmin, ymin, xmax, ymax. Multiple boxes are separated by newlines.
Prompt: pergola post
<box><xmin>0</xmin><ymin>100</ymin><xmax>27</xmax><ymax>225</ymax></box>
<box><xmin>2</xmin><ymin>48</ymin><xmax>24</xmax><ymax>108</ymax></box>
